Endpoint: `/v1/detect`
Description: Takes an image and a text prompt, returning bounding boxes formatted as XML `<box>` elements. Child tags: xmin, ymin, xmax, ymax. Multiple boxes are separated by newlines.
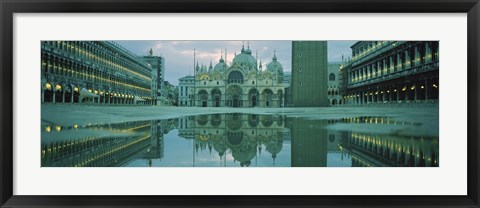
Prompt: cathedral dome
<box><xmin>232</xmin><ymin>45</ymin><xmax>257</xmax><ymax>70</ymax></box>
<box><xmin>266</xmin><ymin>139</ymin><xmax>283</xmax><ymax>156</ymax></box>
<box><xmin>214</xmin><ymin>58</ymin><xmax>229</xmax><ymax>72</ymax></box>
<box><xmin>267</xmin><ymin>54</ymin><xmax>283</xmax><ymax>73</ymax></box>
<box><xmin>231</xmin><ymin>146</ymin><xmax>256</xmax><ymax>166</ymax></box>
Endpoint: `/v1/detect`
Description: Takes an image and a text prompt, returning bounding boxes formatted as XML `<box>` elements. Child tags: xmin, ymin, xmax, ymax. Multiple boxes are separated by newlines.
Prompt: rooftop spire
<box><xmin>219</xmin><ymin>50</ymin><xmax>224</xmax><ymax>62</ymax></box>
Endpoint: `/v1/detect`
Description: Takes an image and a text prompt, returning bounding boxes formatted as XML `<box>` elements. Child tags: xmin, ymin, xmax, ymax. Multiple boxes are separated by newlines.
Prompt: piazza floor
<box><xmin>41</xmin><ymin>104</ymin><xmax>439</xmax><ymax>137</ymax></box>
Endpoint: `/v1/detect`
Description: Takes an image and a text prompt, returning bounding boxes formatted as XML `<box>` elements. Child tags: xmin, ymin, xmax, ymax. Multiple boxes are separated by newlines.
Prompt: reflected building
<box><xmin>339</xmin><ymin>41</ymin><xmax>439</xmax><ymax>105</ymax></box>
<box><xmin>41</xmin><ymin>41</ymin><xmax>156</xmax><ymax>105</ymax></box>
<box><xmin>177</xmin><ymin>114</ymin><xmax>289</xmax><ymax>167</ymax></box>
<box><xmin>334</xmin><ymin>117</ymin><xmax>439</xmax><ymax>167</ymax></box>
<box><xmin>41</xmin><ymin>120</ymin><xmax>165</xmax><ymax>167</ymax></box>
<box><xmin>41</xmin><ymin>114</ymin><xmax>439</xmax><ymax>167</ymax></box>
<box><xmin>287</xmin><ymin>118</ymin><xmax>328</xmax><ymax>167</ymax></box>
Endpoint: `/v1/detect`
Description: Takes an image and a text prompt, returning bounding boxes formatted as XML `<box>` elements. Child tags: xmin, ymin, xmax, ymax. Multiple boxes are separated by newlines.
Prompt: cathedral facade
<box><xmin>193</xmin><ymin>45</ymin><xmax>285</xmax><ymax>108</ymax></box>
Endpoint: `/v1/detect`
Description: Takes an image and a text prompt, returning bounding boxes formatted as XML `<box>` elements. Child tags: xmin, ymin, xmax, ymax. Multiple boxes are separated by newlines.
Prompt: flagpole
<box><xmin>193</xmin><ymin>48</ymin><xmax>196</xmax><ymax>107</ymax></box>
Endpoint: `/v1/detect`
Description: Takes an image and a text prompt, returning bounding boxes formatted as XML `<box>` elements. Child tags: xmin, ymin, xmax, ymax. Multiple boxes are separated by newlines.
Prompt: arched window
<box><xmin>329</xmin><ymin>73</ymin><xmax>336</xmax><ymax>81</ymax></box>
<box><xmin>227</xmin><ymin>71</ymin><xmax>244</xmax><ymax>84</ymax></box>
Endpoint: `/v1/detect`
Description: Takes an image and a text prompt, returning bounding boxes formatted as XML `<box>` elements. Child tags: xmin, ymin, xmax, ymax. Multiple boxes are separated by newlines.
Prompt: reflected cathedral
<box><xmin>42</xmin><ymin>114</ymin><xmax>439</xmax><ymax>167</ymax></box>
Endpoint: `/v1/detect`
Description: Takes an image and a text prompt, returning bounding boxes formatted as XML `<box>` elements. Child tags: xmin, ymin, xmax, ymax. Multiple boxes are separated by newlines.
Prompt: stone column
<box><xmin>405</xmin><ymin>87</ymin><xmax>409</xmax><ymax>102</ymax></box>
<box><xmin>425</xmin><ymin>42</ymin><xmax>431</xmax><ymax>63</ymax></box>
<box><xmin>389</xmin><ymin>56</ymin><xmax>394</xmax><ymax>73</ymax></box>
<box><xmin>414</xmin><ymin>85</ymin><xmax>418</xmax><ymax>101</ymax></box>
<box><xmin>405</xmin><ymin>50</ymin><xmax>410</xmax><ymax>68</ymax></box>
<box><xmin>397</xmin><ymin>53</ymin><xmax>402</xmax><ymax>72</ymax></box>
<box><xmin>383</xmin><ymin>59</ymin><xmax>387</xmax><ymax>75</ymax></box>
<box><xmin>209</xmin><ymin>94</ymin><xmax>213</xmax><ymax>107</ymax></box>
<box><xmin>414</xmin><ymin>46</ymin><xmax>420</xmax><ymax>66</ymax></box>
<box><xmin>366</xmin><ymin>65</ymin><xmax>371</xmax><ymax>79</ymax></box>
<box><xmin>364</xmin><ymin>67</ymin><xmax>367</xmax><ymax>80</ymax></box>
<box><xmin>389</xmin><ymin>90</ymin><xmax>392</xmax><ymax>102</ymax></box>
<box><xmin>364</xmin><ymin>92</ymin><xmax>367</xmax><ymax>104</ymax></box>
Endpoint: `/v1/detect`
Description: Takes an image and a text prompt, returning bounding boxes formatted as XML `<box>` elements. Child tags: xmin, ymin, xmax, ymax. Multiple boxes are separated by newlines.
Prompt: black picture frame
<box><xmin>1</xmin><ymin>0</ymin><xmax>479</xmax><ymax>207</ymax></box>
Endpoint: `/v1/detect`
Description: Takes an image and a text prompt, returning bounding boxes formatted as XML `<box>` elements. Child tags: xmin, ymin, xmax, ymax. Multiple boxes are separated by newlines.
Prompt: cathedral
<box><xmin>193</xmin><ymin>44</ymin><xmax>285</xmax><ymax>108</ymax></box>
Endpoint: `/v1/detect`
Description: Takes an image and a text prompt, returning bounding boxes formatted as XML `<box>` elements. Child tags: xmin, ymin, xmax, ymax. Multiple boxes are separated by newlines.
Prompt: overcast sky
<box><xmin>115</xmin><ymin>40</ymin><xmax>356</xmax><ymax>85</ymax></box>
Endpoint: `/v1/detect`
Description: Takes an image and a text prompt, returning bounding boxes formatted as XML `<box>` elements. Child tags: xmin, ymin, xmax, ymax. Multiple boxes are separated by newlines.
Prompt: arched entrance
<box><xmin>262</xmin><ymin>89</ymin><xmax>273</xmax><ymax>107</ymax></box>
<box><xmin>248</xmin><ymin>89</ymin><xmax>259</xmax><ymax>107</ymax></box>
<box><xmin>54</xmin><ymin>84</ymin><xmax>63</xmax><ymax>103</ymax></box>
<box><xmin>226</xmin><ymin>85</ymin><xmax>242</xmax><ymax>108</ymax></box>
<box><xmin>233</xmin><ymin>95</ymin><xmax>240</xmax><ymax>107</ymax></box>
<box><xmin>211</xmin><ymin>88</ymin><xmax>221</xmax><ymax>107</ymax></box>
<box><xmin>43</xmin><ymin>82</ymin><xmax>53</xmax><ymax>103</ymax></box>
<box><xmin>198</xmin><ymin>90</ymin><xmax>208</xmax><ymax>107</ymax></box>
<box><xmin>64</xmin><ymin>85</ymin><xmax>73</xmax><ymax>103</ymax></box>
<box><xmin>73</xmin><ymin>86</ymin><xmax>80</xmax><ymax>103</ymax></box>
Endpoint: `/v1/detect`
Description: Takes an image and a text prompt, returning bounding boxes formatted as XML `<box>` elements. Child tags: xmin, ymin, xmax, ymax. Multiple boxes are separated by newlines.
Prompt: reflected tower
<box><xmin>287</xmin><ymin>118</ymin><xmax>328</xmax><ymax>167</ymax></box>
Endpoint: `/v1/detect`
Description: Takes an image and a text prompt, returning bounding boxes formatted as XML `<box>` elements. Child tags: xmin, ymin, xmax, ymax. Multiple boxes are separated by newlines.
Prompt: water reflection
<box><xmin>41</xmin><ymin>113</ymin><xmax>439</xmax><ymax>167</ymax></box>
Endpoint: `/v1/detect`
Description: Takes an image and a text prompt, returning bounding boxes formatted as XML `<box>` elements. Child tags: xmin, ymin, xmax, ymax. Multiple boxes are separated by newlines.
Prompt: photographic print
<box><xmin>40</xmin><ymin>40</ymin><xmax>439</xmax><ymax>167</ymax></box>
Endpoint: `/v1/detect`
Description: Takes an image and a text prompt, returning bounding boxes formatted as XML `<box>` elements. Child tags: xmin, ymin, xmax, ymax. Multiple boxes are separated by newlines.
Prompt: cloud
<box><xmin>115</xmin><ymin>40</ymin><xmax>355</xmax><ymax>85</ymax></box>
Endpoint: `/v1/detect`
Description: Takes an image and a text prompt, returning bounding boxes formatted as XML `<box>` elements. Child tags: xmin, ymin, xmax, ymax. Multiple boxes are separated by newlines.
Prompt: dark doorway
<box><xmin>233</xmin><ymin>96</ymin><xmax>239</xmax><ymax>107</ymax></box>
<box><xmin>215</xmin><ymin>96</ymin><xmax>220</xmax><ymax>107</ymax></box>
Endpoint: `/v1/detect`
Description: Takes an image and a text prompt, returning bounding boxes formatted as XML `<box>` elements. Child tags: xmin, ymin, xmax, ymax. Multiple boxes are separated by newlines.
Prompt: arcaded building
<box><xmin>291</xmin><ymin>41</ymin><xmax>329</xmax><ymax>107</ymax></box>
<box><xmin>340</xmin><ymin>41</ymin><xmax>439</xmax><ymax>105</ymax></box>
<box><xmin>41</xmin><ymin>41</ymin><xmax>156</xmax><ymax>105</ymax></box>
<box><xmin>193</xmin><ymin>44</ymin><xmax>285</xmax><ymax>108</ymax></box>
